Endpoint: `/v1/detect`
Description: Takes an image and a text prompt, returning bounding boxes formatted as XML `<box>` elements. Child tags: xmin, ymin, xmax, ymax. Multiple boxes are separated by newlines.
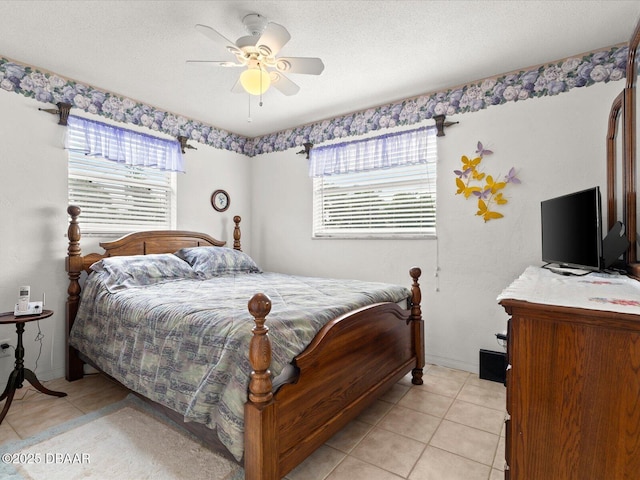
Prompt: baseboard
<box><xmin>425</xmin><ymin>354</ymin><xmax>477</xmax><ymax>375</ymax></box>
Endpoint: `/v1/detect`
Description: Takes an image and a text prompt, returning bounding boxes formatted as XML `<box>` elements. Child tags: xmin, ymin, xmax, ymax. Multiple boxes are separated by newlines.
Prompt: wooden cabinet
<box><xmin>498</xmin><ymin>15</ymin><xmax>640</xmax><ymax>479</ymax></box>
<box><xmin>500</xmin><ymin>298</ymin><xmax>640</xmax><ymax>479</ymax></box>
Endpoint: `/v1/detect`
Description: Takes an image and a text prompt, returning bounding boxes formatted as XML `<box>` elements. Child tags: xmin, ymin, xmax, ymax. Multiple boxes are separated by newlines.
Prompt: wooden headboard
<box><xmin>65</xmin><ymin>205</ymin><xmax>241</xmax><ymax>273</ymax></box>
<box><xmin>64</xmin><ymin>204</ymin><xmax>242</xmax><ymax>380</ymax></box>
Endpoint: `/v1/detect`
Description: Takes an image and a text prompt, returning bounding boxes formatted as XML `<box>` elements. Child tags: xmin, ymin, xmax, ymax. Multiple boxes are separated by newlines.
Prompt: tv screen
<box><xmin>541</xmin><ymin>187</ymin><xmax>602</xmax><ymax>271</ymax></box>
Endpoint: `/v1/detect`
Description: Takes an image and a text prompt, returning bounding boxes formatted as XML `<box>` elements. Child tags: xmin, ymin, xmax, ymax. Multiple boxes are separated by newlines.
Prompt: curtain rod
<box><xmin>39</xmin><ymin>102</ymin><xmax>198</xmax><ymax>153</ymax></box>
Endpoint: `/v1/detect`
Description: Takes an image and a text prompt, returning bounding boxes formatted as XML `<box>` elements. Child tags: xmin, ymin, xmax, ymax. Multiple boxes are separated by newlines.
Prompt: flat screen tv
<box><xmin>541</xmin><ymin>187</ymin><xmax>603</xmax><ymax>271</ymax></box>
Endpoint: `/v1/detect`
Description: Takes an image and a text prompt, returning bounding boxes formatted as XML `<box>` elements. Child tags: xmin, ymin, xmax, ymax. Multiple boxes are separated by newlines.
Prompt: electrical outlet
<box><xmin>0</xmin><ymin>338</ymin><xmax>12</xmax><ymax>358</ymax></box>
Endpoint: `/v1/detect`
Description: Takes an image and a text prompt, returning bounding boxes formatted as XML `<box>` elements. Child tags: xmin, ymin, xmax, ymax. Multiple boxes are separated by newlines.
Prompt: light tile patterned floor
<box><xmin>286</xmin><ymin>365</ymin><xmax>506</xmax><ymax>480</ymax></box>
<box><xmin>0</xmin><ymin>365</ymin><xmax>506</xmax><ymax>480</ymax></box>
<box><xmin>0</xmin><ymin>373</ymin><xmax>129</xmax><ymax>442</ymax></box>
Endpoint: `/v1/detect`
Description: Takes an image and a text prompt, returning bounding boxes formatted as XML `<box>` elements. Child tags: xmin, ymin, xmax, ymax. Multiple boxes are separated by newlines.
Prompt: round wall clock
<box><xmin>211</xmin><ymin>189</ymin><xmax>230</xmax><ymax>212</ymax></box>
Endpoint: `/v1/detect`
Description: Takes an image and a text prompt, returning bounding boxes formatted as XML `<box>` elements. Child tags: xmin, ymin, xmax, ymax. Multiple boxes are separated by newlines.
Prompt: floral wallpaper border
<box><xmin>0</xmin><ymin>44</ymin><xmax>629</xmax><ymax>157</ymax></box>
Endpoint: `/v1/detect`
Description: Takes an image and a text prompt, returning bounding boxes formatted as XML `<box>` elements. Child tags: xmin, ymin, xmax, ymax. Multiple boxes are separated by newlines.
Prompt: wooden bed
<box><xmin>64</xmin><ymin>205</ymin><xmax>425</xmax><ymax>480</ymax></box>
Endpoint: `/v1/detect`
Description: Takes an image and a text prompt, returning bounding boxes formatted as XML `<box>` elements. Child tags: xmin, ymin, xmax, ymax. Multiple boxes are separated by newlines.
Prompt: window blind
<box><xmin>67</xmin><ymin>120</ymin><xmax>176</xmax><ymax>235</ymax></box>
<box><xmin>312</xmin><ymin>127</ymin><xmax>437</xmax><ymax>238</ymax></box>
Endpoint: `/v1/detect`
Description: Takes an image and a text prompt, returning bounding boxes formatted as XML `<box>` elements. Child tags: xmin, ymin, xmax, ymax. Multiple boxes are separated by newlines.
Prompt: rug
<box><xmin>0</xmin><ymin>395</ymin><xmax>244</xmax><ymax>480</ymax></box>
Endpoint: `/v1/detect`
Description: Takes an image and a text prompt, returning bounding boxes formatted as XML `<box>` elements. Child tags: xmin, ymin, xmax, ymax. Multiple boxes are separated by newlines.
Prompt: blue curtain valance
<box><xmin>65</xmin><ymin>115</ymin><xmax>185</xmax><ymax>173</ymax></box>
<box><xmin>309</xmin><ymin>125</ymin><xmax>436</xmax><ymax>177</ymax></box>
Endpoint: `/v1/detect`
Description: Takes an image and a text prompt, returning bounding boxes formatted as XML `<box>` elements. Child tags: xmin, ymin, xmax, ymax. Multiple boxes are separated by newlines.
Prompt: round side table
<box><xmin>0</xmin><ymin>310</ymin><xmax>67</xmax><ymax>424</ymax></box>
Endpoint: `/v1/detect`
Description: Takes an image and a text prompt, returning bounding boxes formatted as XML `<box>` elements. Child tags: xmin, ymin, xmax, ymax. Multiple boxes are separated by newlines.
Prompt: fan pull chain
<box><xmin>247</xmin><ymin>94</ymin><xmax>252</xmax><ymax>123</ymax></box>
<box><xmin>259</xmin><ymin>62</ymin><xmax>264</xmax><ymax>107</ymax></box>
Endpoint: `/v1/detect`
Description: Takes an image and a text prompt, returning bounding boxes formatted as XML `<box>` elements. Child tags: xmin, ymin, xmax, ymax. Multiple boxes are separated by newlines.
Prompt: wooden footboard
<box><xmin>245</xmin><ymin>268</ymin><xmax>424</xmax><ymax>480</ymax></box>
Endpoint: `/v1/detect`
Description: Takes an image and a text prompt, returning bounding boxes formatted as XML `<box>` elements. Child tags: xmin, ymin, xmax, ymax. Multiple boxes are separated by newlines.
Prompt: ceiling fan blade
<box><xmin>186</xmin><ymin>60</ymin><xmax>244</xmax><ymax>67</ymax></box>
<box><xmin>195</xmin><ymin>24</ymin><xmax>241</xmax><ymax>55</ymax></box>
<box><xmin>270</xmin><ymin>72</ymin><xmax>300</xmax><ymax>96</ymax></box>
<box><xmin>275</xmin><ymin>57</ymin><xmax>325</xmax><ymax>75</ymax></box>
<box><xmin>256</xmin><ymin>22</ymin><xmax>291</xmax><ymax>57</ymax></box>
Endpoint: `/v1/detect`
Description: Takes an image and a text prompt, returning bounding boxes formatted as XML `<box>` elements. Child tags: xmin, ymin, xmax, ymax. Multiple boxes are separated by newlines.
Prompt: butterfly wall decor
<box><xmin>454</xmin><ymin>142</ymin><xmax>521</xmax><ymax>222</ymax></box>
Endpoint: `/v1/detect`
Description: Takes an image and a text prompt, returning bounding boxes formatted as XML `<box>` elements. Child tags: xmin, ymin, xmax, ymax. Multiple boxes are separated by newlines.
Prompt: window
<box><xmin>66</xmin><ymin>116</ymin><xmax>181</xmax><ymax>235</ymax></box>
<box><xmin>311</xmin><ymin>126</ymin><xmax>437</xmax><ymax>238</ymax></box>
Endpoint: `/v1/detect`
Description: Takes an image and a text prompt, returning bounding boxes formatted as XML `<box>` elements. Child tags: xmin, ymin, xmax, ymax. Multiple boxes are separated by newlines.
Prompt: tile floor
<box><xmin>0</xmin><ymin>365</ymin><xmax>506</xmax><ymax>480</ymax></box>
<box><xmin>0</xmin><ymin>373</ymin><xmax>129</xmax><ymax>443</ymax></box>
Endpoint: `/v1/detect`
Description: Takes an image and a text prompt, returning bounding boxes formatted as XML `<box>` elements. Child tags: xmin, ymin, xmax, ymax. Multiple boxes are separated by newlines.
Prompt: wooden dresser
<box><xmin>499</xmin><ymin>267</ymin><xmax>640</xmax><ymax>479</ymax></box>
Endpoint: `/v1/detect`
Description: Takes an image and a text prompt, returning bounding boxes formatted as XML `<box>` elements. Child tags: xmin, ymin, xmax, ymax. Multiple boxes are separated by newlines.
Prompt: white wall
<box><xmin>0</xmin><ymin>93</ymin><xmax>69</xmax><ymax>384</ymax></box>
<box><xmin>250</xmin><ymin>80</ymin><xmax>622</xmax><ymax>372</ymax></box>
<box><xmin>0</xmin><ymin>92</ymin><xmax>251</xmax><ymax>382</ymax></box>
<box><xmin>0</xmin><ymin>78</ymin><xmax>624</xmax><ymax>382</ymax></box>
<box><xmin>176</xmin><ymin>140</ymin><xmax>252</xmax><ymax>253</ymax></box>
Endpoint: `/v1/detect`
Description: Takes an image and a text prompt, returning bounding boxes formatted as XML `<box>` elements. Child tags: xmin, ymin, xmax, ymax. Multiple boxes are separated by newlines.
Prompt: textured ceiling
<box><xmin>0</xmin><ymin>1</ymin><xmax>639</xmax><ymax>138</ymax></box>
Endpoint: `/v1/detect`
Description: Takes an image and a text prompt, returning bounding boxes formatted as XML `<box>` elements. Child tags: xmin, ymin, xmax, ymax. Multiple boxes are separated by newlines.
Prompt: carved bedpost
<box><xmin>245</xmin><ymin>292</ymin><xmax>278</xmax><ymax>480</ymax></box>
<box><xmin>65</xmin><ymin>205</ymin><xmax>84</xmax><ymax>381</ymax></box>
<box><xmin>409</xmin><ymin>267</ymin><xmax>425</xmax><ymax>385</ymax></box>
<box><xmin>233</xmin><ymin>215</ymin><xmax>242</xmax><ymax>251</ymax></box>
<box><xmin>247</xmin><ymin>293</ymin><xmax>273</xmax><ymax>404</ymax></box>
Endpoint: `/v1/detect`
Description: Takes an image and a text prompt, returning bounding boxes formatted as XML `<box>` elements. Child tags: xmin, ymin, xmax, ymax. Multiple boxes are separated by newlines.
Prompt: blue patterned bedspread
<box><xmin>69</xmin><ymin>270</ymin><xmax>409</xmax><ymax>460</ymax></box>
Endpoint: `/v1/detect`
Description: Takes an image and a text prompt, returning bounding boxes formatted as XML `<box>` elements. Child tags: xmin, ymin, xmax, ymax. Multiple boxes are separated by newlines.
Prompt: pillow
<box><xmin>174</xmin><ymin>246</ymin><xmax>262</xmax><ymax>278</ymax></box>
<box><xmin>90</xmin><ymin>253</ymin><xmax>197</xmax><ymax>292</ymax></box>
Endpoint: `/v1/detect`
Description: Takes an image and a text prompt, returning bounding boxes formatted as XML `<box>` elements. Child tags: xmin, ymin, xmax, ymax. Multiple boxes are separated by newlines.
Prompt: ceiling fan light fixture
<box><xmin>240</xmin><ymin>66</ymin><xmax>271</xmax><ymax>95</ymax></box>
<box><xmin>193</xmin><ymin>14</ymin><xmax>322</xmax><ymax>98</ymax></box>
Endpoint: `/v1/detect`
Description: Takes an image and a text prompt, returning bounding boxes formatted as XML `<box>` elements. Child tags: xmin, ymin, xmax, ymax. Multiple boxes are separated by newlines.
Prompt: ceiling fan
<box><xmin>188</xmin><ymin>13</ymin><xmax>325</xmax><ymax>97</ymax></box>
